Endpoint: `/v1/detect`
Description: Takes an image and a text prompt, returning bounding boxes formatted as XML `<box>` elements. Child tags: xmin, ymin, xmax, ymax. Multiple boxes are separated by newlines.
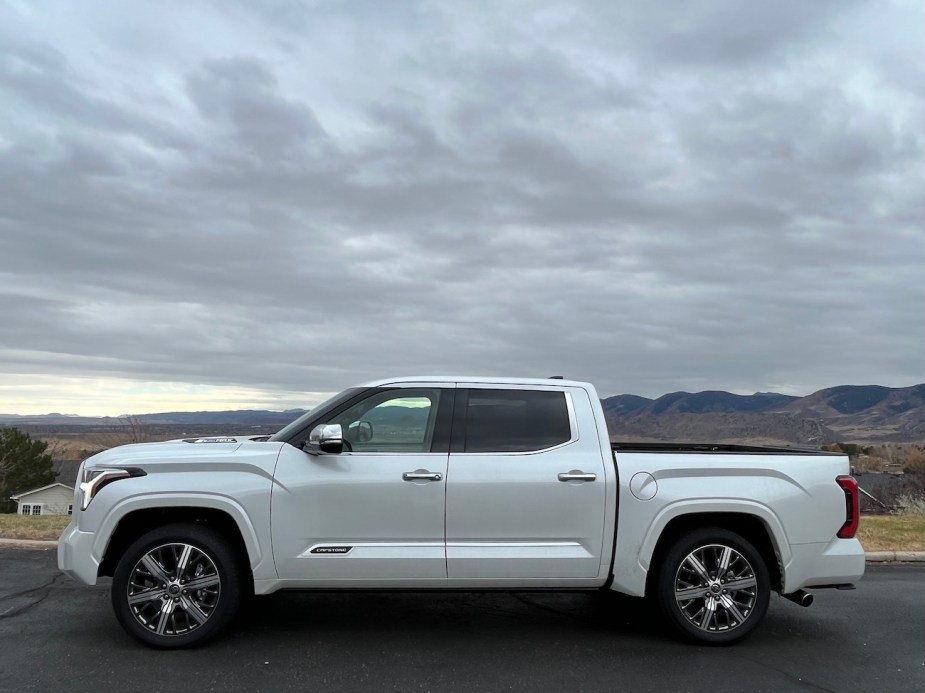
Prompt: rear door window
<box><xmin>462</xmin><ymin>389</ymin><xmax>572</xmax><ymax>452</ymax></box>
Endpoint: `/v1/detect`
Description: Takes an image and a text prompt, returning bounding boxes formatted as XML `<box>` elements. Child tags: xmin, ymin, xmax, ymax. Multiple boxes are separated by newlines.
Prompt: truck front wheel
<box><xmin>111</xmin><ymin>523</ymin><xmax>243</xmax><ymax>648</ymax></box>
<box><xmin>655</xmin><ymin>528</ymin><xmax>770</xmax><ymax>644</ymax></box>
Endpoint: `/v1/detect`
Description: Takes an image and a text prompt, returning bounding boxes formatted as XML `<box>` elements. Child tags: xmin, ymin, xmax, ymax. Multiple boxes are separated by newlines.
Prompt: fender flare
<box><xmin>91</xmin><ymin>492</ymin><xmax>263</xmax><ymax>569</ymax></box>
<box><xmin>638</xmin><ymin>499</ymin><xmax>790</xmax><ymax>576</ymax></box>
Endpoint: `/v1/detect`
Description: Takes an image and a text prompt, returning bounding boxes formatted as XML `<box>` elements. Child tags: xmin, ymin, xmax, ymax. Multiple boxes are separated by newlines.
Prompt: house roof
<box><xmin>10</xmin><ymin>482</ymin><xmax>74</xmax><ymax>500</ymax></box>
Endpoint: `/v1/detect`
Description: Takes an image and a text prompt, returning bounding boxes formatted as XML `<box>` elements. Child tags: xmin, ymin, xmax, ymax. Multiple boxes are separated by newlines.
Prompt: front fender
<box><xmin>92</xmin><ymin>493</ymin><xmax>267</xmax><ymax>576</ymax></box>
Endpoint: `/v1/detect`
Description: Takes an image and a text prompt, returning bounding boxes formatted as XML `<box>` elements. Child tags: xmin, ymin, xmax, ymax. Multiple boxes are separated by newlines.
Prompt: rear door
<box><xmin>445</xmin><ymin>385</ymin><xmax>608</xmax><ymax>580</ymax></box>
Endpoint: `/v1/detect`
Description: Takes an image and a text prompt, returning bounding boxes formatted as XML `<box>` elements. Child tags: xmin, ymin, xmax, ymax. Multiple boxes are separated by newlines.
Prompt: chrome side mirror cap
<box><xmin>304</xmin><ymin>423</ymin><xmax>344</xmax><ymax>454</ymax></box>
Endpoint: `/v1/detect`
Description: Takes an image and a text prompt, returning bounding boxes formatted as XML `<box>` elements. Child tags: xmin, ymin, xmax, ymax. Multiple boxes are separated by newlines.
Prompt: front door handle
<box><xmin>558</xmin><ymin>471</ymin><xmax>597</xmax><ymax>482</ymax></box>
<box><xmin>402</xmin><ymin>470</ymin><xmax>443</xmax><ymax>482</ymax></box>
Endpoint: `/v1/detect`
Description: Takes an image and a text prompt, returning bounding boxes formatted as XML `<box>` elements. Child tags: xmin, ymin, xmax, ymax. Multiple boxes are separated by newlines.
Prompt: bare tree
<box><xmin>88</xmin><ymin>416</ymin><xmax>152</xmax><ymax>453</ymax></box>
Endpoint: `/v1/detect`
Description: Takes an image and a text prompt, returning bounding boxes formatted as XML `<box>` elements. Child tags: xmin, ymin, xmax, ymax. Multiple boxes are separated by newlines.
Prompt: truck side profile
<box><xmin>58</xmin><ymin>377</ymin><xmax>865</xmax><ymax>647</ymax></box>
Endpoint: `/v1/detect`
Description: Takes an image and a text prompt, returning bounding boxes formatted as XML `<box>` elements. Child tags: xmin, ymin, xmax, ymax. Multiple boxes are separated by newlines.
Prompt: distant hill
<box><xmin>604</xmin><ymin>390</ymin><xmax>799</xmax><ymax>416</ymax></box>
<box><xmin>364</xmin><ymin>405</ymin><xmax>430</xmax><ymax>428</ymax></box>
<box><xmin>131</xmin><ymin>409</ymin><xmax>307</xmax><ymax>426</ymax></box>
<box><xmin>601</xmin><ymin>394</ymin><xmax>653</xmax><ymax>417</ymax></box>
<box><xmin>606</xmin><ymin>412</ymin><xmax>837</xmax><ymax>446</ymax></box>
<box><xmin>0</xmin><ymin>409</ymin><xmax>306</xmax><ymax>427</ymax></box>
<box><xmin>778</xmin><ymin>384</ymin><xmax>925</xmax><ymax>441</ymax></box>
<box><xmin>604</xmin><ymin>383</ymin><xmax>925</xmax><ymax>444</ymax></box>
<box><xmin>4</xmin><ymin>384</ymin><xmax>924</xmax><ymax>446</ymax></box>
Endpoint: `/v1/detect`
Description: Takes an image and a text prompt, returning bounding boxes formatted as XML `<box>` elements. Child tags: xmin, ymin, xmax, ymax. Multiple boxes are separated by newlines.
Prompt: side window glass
<box><xmin>329</xmin><ymin>389</ymin><xmax>441</xmax><ymax>453</ymax></box>
<box><xmin>464</xmin><ymin>389</ymin><xmax>571</xmax><ymax>453</ymax></box>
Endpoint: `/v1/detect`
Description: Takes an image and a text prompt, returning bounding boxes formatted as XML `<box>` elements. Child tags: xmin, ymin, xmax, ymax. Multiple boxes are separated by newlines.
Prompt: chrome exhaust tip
<box><xmin>783</xmin><ymin>589</ymin><xmax>814</xmax><ymax>607</ymax></box>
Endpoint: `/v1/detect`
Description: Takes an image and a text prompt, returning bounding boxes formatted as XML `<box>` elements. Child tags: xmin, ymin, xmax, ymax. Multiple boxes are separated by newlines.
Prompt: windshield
<box><xmin>269</xmin><ymin>388</ymin><xmax>364</xmax><ymax>443</ymax></box>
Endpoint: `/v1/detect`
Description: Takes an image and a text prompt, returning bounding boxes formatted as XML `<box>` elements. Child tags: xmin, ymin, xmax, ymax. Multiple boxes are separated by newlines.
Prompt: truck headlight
<box><xmin>79</xmin><ymin>467</ymin><xmax>146</xmax><ymax>510</ymax></box>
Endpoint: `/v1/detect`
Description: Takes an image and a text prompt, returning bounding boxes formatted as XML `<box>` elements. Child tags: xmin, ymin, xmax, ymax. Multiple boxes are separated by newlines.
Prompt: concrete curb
<box><xmin>0</xmin><ymin>538</ymin><xmax>58</xmax><ymax>549</ymax></box>
<box><xmin>864</xmin><ymin>551</ymin><xmax>925</xmax><ymax>563</ymax></box>
<box><xmin>1</xmin><ymin>538</ymin><xmax>924</xmax><ymax>562</ymax></box>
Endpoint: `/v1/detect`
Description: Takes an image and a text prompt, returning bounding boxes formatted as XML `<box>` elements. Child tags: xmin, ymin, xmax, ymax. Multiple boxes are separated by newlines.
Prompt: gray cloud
<box><xmin>186</xmin><ymin>57</ymin><xmax>329</xmax><ymax>160</ymax></box>
<box><xmin>0</xmin><ymin>0</ymin><xmax>922</xmax><ymax>413</ymax></box>
<box><xmin>605</xmin><ymin>0</ymin><xmax>857</xmax><ymax>66</ymax></box>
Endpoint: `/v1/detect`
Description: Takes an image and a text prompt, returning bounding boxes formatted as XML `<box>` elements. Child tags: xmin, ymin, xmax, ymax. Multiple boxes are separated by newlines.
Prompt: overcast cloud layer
<box><xmin>1</xmin><ymin>0</ymin><xmax>923</xmax><ymax>415</ymax></box>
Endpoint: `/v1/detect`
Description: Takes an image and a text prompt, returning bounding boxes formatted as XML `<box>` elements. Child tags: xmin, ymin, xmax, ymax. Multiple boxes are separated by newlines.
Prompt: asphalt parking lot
<box><xmin>1</xmin><ymin>547</ymin><xmax>922</xmax><ymax>692</ymax></box>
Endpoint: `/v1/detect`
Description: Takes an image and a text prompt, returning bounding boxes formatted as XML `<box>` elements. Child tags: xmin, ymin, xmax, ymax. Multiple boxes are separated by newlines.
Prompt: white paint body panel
<box><xmin>608</xmin><ymin>451</ymin><xmax>863</xmax><ymax>596</ymax></box>
<box><xmin>58</xmin><ymin>439</ymin><xmax>280</xmax><ymax>584</ymax></box>
<box><xmin>445</xmin><ymin>384</ymin><xmax>611</xmax><ymax>579</ymax></box>
<box><xmin>271</xmin><ymin>445</ymin><xmax>448</xmax><ymax>580</ymax></box>
<box><xmin>58</xmin><ymin>377</ymin><xmax>864</xmax><ymax>599</ymax></box>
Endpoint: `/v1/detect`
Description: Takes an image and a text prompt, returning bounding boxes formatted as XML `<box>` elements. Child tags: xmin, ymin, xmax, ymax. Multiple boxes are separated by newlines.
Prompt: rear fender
<box><xmin>611</xmin><ymin>499</ymin><xmax>788</xmax><ymax>597</ymax></box>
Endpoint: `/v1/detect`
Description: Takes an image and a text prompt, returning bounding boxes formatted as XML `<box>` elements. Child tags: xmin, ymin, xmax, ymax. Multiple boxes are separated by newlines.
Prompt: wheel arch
<box><xmin>643</xmin><ymin>511</ymin><xmax>784</xmax><ymax>598</ymax></box>
<box><xmin>97</xmin><ymin>501</ymin><xmax>258</xmax><ymax>582</ymax></box>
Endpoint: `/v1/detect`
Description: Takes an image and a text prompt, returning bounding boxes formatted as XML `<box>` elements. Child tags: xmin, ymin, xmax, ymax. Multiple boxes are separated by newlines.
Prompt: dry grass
<box><xmin>0</xmin><ymin>514</ymin><xmax>72</xmax><ymax>541</ymax></box>
<box><xmin>858</xmin><ymin>514</ymin><xmax>925</xmax><ymax>552</ymax></box>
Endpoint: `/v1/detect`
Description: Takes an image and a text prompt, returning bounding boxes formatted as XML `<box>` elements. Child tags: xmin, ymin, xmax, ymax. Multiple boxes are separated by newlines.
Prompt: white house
<box><xmin>10</xmin><ymin>483</ymin><xmax>75</xmax><ymax>516</ymax></box>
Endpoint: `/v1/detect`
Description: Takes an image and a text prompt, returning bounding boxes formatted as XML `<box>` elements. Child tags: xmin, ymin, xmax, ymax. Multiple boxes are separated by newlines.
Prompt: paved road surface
<box><xmin>1</xmin><ymin>547</ymin><xmax>922</xmax><ymax>692</ymax></box>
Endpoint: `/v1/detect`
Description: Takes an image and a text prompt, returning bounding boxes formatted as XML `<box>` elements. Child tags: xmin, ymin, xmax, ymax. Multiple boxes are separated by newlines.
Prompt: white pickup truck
<box><xmin>58</xmin><ymin>376</ymin><xmax>864</xmax><ymax>648</ymax></box>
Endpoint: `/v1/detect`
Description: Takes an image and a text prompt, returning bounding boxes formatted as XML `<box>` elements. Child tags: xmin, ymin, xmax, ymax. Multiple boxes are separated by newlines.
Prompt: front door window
<box><xmin>328</xmin><ymin>389</ymin><xmax>441</xmax><ymax>453</ymax></box>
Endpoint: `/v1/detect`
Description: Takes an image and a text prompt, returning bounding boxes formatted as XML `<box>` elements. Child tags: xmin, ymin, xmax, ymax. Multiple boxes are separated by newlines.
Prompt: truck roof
<box><xmin>359</xmin><ymin>375</ymin><xmax>593</xmax><ymax>389</ymax></box>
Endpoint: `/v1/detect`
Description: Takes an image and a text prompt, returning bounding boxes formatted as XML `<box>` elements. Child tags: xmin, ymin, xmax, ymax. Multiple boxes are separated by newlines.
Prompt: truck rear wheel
<box><xmin>111</xmin><ymin>523</ymin><xmax>243</xmax><ymax>648</ymax></box>
<box><xmin>655</xmin><ymin>527</ymin><xmax>770</xmax><ymax>644</ymax></box>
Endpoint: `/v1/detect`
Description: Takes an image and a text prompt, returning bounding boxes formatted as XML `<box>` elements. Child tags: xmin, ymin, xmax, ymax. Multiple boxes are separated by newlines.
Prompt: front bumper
<box><xmin>57</xmin><ymin>522</ymin><xmax>99</xmax><ymax>586</ymax></box>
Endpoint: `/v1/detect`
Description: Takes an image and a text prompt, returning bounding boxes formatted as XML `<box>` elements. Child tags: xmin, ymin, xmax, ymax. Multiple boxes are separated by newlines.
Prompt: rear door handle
<box><xmin>402</xmin><ymin>471</ymin><xmax>443</xmax><ymax>482</ymax></box>
<box><xmin>558</xmin><ymin>471</ymin><xmax>597</xmax><ymax>482</ymax></box>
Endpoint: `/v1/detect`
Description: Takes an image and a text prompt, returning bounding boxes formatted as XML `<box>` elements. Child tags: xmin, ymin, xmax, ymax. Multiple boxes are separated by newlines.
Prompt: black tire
<box><xmin>655</xmin><ymin>527</ymin><xmax>770</xmax><ymax>645</ymax></box>
<box><xmin>111</xmin><ymin>523</ymin><xmax>243</xmax><ymax>648</ymax></box>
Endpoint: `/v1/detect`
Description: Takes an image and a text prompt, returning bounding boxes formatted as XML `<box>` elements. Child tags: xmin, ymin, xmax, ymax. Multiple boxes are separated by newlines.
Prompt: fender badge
<box><xmin>310</xmin><ymin>546</ymin><xmax>353</xmax><ymax>555</ymax></box>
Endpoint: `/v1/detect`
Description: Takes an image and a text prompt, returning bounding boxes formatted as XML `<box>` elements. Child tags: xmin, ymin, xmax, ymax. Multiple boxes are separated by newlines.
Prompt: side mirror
<box><xmin>348</xmin><ymin>420</ymin><xmax>374</xmax><ymax>443</ymax></box>
<box><xmin>303</xmin><ymin>424</ymin><xmax>345</xmax><ymax>454</ymax></box>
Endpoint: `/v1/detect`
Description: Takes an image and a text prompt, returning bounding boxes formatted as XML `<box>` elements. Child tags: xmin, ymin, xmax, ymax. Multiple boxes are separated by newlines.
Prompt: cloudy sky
<box><xmin>1</xmin><ymin>0</ymin><xmax>923</xmax><ymax>415</ymax></box>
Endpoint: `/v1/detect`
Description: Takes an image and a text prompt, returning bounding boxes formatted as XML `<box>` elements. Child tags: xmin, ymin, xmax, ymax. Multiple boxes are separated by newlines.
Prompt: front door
<box><xmin>272</xmin><ymin>386</ymin><xmax>452</xmax><ymax>582</ymax></box>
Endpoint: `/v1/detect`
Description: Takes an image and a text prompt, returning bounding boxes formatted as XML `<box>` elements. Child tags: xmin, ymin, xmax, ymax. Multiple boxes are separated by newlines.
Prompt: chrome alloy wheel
<box><xmin>673</xmin><ymin>543</ymin><xmax>758</xmax><ymax>633</ymax></box>
<box><xmin>126</xmin><ymin>542</ymin><xmax>222</xmax><ymax>637</ymax></box>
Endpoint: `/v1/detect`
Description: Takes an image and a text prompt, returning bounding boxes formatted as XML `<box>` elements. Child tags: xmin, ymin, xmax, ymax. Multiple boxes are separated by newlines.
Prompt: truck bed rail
<box><xmin>611</xmin><ymin>441</ymin><xmax>838</xmax><ymax>455</ymax></box>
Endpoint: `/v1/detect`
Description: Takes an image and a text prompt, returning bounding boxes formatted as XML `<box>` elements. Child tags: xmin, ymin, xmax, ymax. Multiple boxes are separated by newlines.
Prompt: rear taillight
<box><xmin>836</xmin><ymin>475</ymin><xmax>860</xmax><ymax>539</ymax></box>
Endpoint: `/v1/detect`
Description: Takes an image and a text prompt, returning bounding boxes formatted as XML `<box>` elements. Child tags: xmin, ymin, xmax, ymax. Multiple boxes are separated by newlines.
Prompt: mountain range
<box><xmin>602</xmin><ymin>384</ymin><xmax>925</xmax><ymax>444</ymax></box>
<box><xmin>0</xmin><ymin>409</ymin><xmax>307</xmax><ymax>427</ymax></box>
<box><xmin>3</xmin><ymin>384</ymin><xmax>924</xmax><ymax>445</ymax></box>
